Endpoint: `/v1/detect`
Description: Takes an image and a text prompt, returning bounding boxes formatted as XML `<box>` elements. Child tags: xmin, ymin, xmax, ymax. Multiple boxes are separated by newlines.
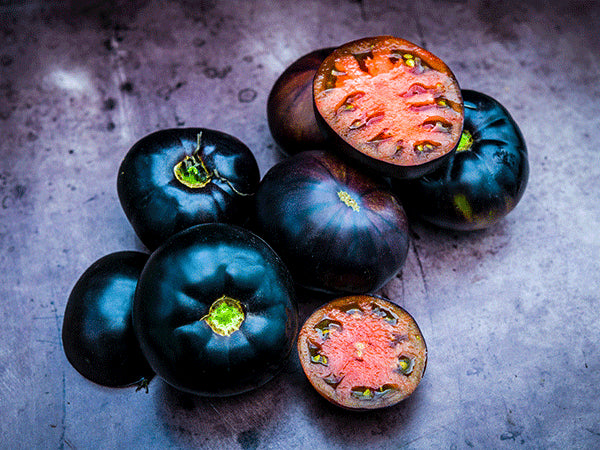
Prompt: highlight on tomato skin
<box><xmin>298</xmin><ymin>295</ymin><xmax>427</xmax><ymax>410</ymax></box>
<box><xmin>267</xmin><ymin>47</ymin><xmax>335</xmax><ymax>155</ymax></box>
<box><xmin>313</xmin><ymin>35</ymin><xmax>464</xmax><ymax>180</ymax></box>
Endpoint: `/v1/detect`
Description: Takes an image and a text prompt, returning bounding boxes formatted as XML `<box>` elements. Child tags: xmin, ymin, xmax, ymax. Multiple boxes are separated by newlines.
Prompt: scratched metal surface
<box><xmin>1</xmin><ymin>1</ymin><xmax>599</xmax><ymax>448</ymax></box>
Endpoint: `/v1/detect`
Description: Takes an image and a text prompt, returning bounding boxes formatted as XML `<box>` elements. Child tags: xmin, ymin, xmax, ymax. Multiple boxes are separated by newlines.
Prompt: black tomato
<box><xmin>267</xmin><ymin>47</ymin><xmax>334</xmax><ymax>155</ymax></box>
<box><xmin>395</xmin><ymin>90</ymin><xmax>529</xmax><ymax>230</ymax></box>
<box><xmin>117</xmin><ymin>128</ymin><xmax>260</xmax><ymax>250</ymax></box>
<box><xmin>252</xmin><ymin>150</ymin><xmax>410</xmax><ymax>295</ymax></box>
<box><xmin>313</xmin><ymin>36</ymin><xmax>464</xmax><ymax>179</ymax></box>
<box><xmin>62</xmin><ymin>251</ymin><xmax>154</xmax><ymax>388</ymax></box>
<box><xmin>133</xmin><ymin>223</ymin><xmax>298</xmax><ymax>397</ymax></box>
<box><xmin>298</xmin><ymin>295</ymin><xmax>427</xmax><ymax>410</ymax></box>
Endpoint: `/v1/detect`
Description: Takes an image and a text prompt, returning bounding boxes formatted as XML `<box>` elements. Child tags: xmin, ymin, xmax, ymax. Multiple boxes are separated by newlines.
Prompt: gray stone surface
<box><xmin>1</xmin><ymin>0</ymin><xmax>599</xmax><ymax>448</ymax></box>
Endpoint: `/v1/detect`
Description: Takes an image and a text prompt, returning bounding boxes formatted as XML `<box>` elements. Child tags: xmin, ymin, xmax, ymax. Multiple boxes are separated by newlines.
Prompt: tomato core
<box><xmin>203</xmin><ymin>295</ymin><xmax>245</xmax><ymax>336</ymax></box>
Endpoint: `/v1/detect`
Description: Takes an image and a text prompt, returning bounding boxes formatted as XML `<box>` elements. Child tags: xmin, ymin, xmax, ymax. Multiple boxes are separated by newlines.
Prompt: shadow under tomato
<box><xmin>153</xmin><ymin>356</ymin><xmax>298</xmax><ymax>449</ymax></box>
<box><xmin>296</xmin><ymin>370</ymin><xmax>426</xmax><ymax>446</ymax></box>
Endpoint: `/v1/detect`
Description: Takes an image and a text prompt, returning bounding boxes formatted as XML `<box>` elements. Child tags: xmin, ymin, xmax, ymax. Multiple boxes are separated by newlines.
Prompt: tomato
<box><xmin>132</xmin><ymin>223</ymin><xmax>298</xmax><ymax>396</ymax></box>
<box><xmin>395</xmin><ymin>90</ymin><xmax>529</xmax><ymax>230</ymax></box>
<box><xmin>313</xmin><ymin>36</ymin><xmax>464</xmax><ymax>179</ymax></box>
<box><xmin>117</xmin><ymin>128</ymin><xmax>260</xmax><ymax>250</ymax></box>
<box><xmin>267</xmin><ymin>47</ymin><xmax>334</xmax><ymax>155</ymax></box>
<box><xmin>62</xmin><ymin>251</ymin><xmax>154</xmax><ymax>388</ymax></box>
<box><xmin>298</xmin><ymin>294</ymin><xmax>427</xmax><ymax>410</ymax></box>
<box><xmin>252</xmin><ymin>150</ymin><xmax>410</xmax><ymax>294</ymax></box>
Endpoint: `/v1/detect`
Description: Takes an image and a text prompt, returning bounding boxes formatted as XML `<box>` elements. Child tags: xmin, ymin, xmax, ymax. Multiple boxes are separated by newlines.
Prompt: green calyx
<box><xmin>456</xmin><ymin>129</ymin><xmax>473</xmax><ymax>152</ymax></box>
<box><xmin>203</xmin><ymin>295</ymin><xmax>245</xmax><ymax>336</ymax></box>
<box><xmin>338</xmin><ymin>190</ymin><xmax>360</xmax><ymax>212</ymax></box>
<box><xmin>173</xmin><ymin>132</ymin><xmax>253</xmax><ymax>196</ymax></box>
<box><xmin>173</xmin><ymin>133</ymin><xmax>212</xmax><ymax>188</ymax></box>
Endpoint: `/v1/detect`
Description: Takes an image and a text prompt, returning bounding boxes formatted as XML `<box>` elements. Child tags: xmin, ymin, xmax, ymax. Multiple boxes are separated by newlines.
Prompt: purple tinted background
<box><xmin>1</xmin><ymin>1</ymin><xmax>599</xmax><ymax>448</ymax></box>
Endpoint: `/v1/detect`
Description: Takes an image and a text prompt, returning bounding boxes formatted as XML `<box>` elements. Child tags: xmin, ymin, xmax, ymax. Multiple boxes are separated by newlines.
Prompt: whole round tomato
<box><xmin>133</xmin><ymin>223</ymin><xmax>298</xmax><ymax>397</ymax></box>
<box><xmin>117</xmin><ymin>128</ymin><xmax>260</xmax><ymax>250</ymax></box>
<box><xmin>267</xmin><ymin>47</ymin><xmax>334</xmax><ymax>155</ymax></box>
<box><xmin>395</xmin><ymin>90</ymin><xmax>529</xmax><ymax>230</ymax></box>
<box><xmin>62</xmin><ymin>251</ymin><xmax>154</xmax><ymax>387</ymax></box>
<box><xmin>252</xmin><ymin>150</ymin><xmax>410</xmax><ymax>295</ymax></box>
<box><xmin>313</xmin><ymin>36</ymin><xmax>464</xmax><ymax>179</ymax></box>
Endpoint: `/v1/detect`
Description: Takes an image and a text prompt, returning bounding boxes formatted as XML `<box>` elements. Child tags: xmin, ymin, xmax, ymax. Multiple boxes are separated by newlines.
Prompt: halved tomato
<box><xmin>298</xmin><ymin>295</ymin><xmax>427</xmax><ymax>410</ymax></box>
<box><xmin>314</xmin><ymin>36</ymin><xmax>464</xmax><ymax>179</ymax></box>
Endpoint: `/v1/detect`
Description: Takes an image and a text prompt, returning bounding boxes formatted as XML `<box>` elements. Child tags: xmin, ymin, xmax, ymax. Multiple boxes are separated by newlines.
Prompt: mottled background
<box><xmin>1</xmin><ymin>1</ymin><xmax>599</xmax><ymax>448</ymax></box>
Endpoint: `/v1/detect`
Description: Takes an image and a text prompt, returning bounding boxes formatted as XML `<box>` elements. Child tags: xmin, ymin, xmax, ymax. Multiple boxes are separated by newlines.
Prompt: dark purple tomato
<box><xmin>395</xmin><ymin>90</ymin><xmax>529</xmax><ymax>230</ymax></box>
<box><xmin>62</xmin><ymin>251</ymin><xmax>154</xmax><ymax>388</ymax></box>
<box><xmin>313</xmin><ymin>36</ymin><xmax>464</xmax><ymax>179</ymax></box>
<box><xmin>133</xmin><ymin>223</ymin><xmax>297</xmax><ymax>397</ymax></box>
<box><xmin>117</xmin><ymin>128</ymin><xmax>260</xmax><ymax>250</ymax></box>
<box><xmin>252</xmin><ymin>150</ymin><xmax>410</xmax><ymax>295</ymax></box>
<box><xmin>298</xmin><ymin>294</ymin><xmax>427</xmax><ymax>410</ymax></box>
<box><xmin>267</xmin><ymin>48</ymin><xmax>334</xmax><ymax>155</ymax></box>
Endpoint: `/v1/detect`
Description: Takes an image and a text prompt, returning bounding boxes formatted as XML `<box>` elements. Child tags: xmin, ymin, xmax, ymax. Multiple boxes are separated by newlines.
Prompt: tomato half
<box><xmin>313</xmin><ymin>36</ymin><xmax>464</xmax><ymax>179</ymax></box>
<box><xmin>62</xmin><ymin>251</ymin><xmax>154</xmax><ymax>387</ymax></box>
<box><xmin>252</xmin><ymin>150</ymin><xmax>410</xmax><ymax>294</ymax></box>
<box><xmin>117</xmin><ymin>128</ymin><xmax>260</xmax><ymax>250</ymax></box>
<box><xmin>298</xmin><ymin>295</ymin><xmax>427</xmax><ymax>410</ymax></box>
<box><xmin>267</xmin><ymin>48</ymin><xmax>334</xmax><ymax>155</ymax></box>
<box><xmin>133</xmin><ymin>223</ymin><xmax>298</xmax><ymax>396</ymax></box>
<box><xmin>395</xmin><ymin>90</ymin><xmax>529</xmax><ymax>230</ymax></box>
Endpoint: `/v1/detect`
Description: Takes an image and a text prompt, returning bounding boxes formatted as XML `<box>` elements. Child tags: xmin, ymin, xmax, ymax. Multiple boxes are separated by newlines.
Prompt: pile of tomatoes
<box><xmin>62</xmin><ymin>35</ymin><xmax>528</xmax><ymax>410</ymax></box>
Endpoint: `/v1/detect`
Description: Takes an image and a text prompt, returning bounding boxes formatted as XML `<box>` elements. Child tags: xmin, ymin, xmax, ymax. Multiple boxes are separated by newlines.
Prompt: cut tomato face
<box><xmin>314</xmin><ymin>36</ymin><xmax>464</xmax><ymax>179</ymax></box>
<box><xmin>298</xmin><ymin>295</ymin><xmax>427</xmax><ymax>410</ymax></box>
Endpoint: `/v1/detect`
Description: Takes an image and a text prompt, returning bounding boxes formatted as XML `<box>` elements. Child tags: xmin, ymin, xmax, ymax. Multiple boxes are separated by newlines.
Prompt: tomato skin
<box><xmin>133</xmin><ymin>223</ymin><xmax>297</xmax><ymax>397</ymax></box>
<box><xmin>267</xmin><ymin>48</ymin><xmax>334</xmax><ymax>155</ymax></box>
<box><xmin>395</xmin><ymin>90</ymin><xmax>529</xmax><ymax>230</ymax></box>
<box><xmin>117</xmin><ymin>128</ymin><xmax>260</xmax><ymax>250</ymax></box>
<box><xmin>62</xmin><ymin>251</ymin><xmax>154</xmax><ymax>387</ymax></box>
<box><xmin>252</xmin><ymin>150</ymin><xmax>410</xmax><ymax>295</ymax></box>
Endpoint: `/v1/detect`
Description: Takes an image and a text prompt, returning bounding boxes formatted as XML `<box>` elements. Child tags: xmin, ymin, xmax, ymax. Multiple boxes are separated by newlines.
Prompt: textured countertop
<box><xmin>1</xmin><ymin>1</ymin><xmax>599</xmax><ymax>448</ymax></box>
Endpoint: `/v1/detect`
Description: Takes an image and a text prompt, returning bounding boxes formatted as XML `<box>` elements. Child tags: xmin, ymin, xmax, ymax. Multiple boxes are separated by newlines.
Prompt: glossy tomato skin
<box><xmin>133</xmin><ymin>223</ymin><xmax>297</xmax><ymax>397</ymax></box>
<box><xmin>117</xmin><ymin>128</ymin><xmax>260</xmax><ymax>250</ymax></box>
<box><xmin>395</xmin><ymin>90</ymin><xmax>529</xmax><ymax>230</ymax></box>
<box><xmin>62</xmin><ymin>251</ymin><xmax>154</xmax><ymax>387</ymax></box>
<box><xmin>252</xmin><ymin>150</ymin><xmax>410</xmax><ymax>295</ymax></box>
<box><xmin>267</xmin><ymin>48</ymin><xmax>334</xmax><ymax>155</ymax></box>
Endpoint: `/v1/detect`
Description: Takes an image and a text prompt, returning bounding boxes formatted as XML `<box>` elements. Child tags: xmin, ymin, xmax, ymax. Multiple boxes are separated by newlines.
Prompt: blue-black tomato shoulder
<box><xmin>132</xmin><ymin>223</ymin><xmax>298</xmax><ymax>397</ymax></box>
<box><xmin>62</xmin><ymin>251</ymin><xmax>154</xmax><ymax>388</ymax></box>
<box><xmin>395</xmin><ymin>89</ymin><xmax>529</xmax><ymax>230</ymax></box>
<box><xmin>117</xmin><ymin>128</ymin><xmax>260</xmax><ymax>250</ymax></box>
